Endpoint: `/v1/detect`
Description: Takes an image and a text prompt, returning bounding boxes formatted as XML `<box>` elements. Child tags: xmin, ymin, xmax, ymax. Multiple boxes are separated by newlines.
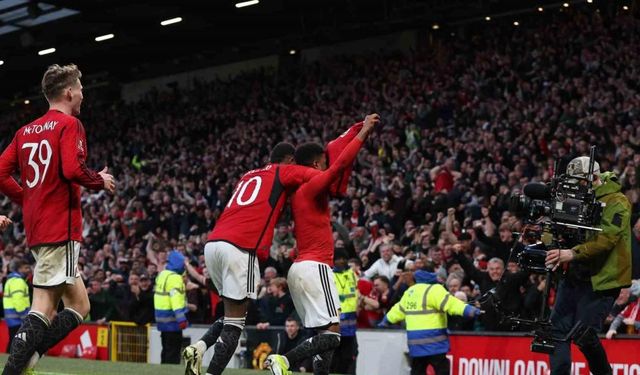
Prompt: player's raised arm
<box><xmin>60</xmin><ymin>120</ymin><xmax>115</xmax><ymax>193</ymax></box>
<box><xmin>327</xmin><ymin>121</ymin><xmax>364</xmax><ymax>149</ymax></box>
<box><xmin>304</xmin><ymin>113</ymin><xmax>379</xmax><ymax>197</ymax></box>
<box><xmin>0</xmin><ymin>136</ymin><xmax>24</xmax><ymax>205</ymax></box>
<box><xmin>326</xmin><ymin>121</ymin><xmax>365</xmax><ymax>197</ymax></box>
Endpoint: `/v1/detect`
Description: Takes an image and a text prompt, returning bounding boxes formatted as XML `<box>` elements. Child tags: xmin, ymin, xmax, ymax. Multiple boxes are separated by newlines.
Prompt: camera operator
<box><xmin>545</xmin><ymin>157</ymin><xmax>632</xmax><ymax>375</ymax></box>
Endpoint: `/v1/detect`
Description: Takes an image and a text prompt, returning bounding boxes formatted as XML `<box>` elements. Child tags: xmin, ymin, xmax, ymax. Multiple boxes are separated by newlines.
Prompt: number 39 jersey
<box><xmin>208</xmin><ymin>164</ymin><xmax>318</xmax><ymax>261</ymax></box>
<box><xmin>0</xmin><ymin>110</ymin><xmax>104</xmax><ymax>248</ymax></box>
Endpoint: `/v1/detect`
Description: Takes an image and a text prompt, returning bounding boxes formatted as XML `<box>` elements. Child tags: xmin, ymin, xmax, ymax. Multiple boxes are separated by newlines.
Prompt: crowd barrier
<box><xmin>2</xmin><ymin>321</ymin><xmax>639</xmax><ymax>374</ymax></box>
<box><xmin>0</xmin><ymin>320</ymin><xmax>109</xmax><ymax>360</ymax></box>
<box><xmin>357</xmin><ymin>330</ymin><xmax>640</xmax><ymax>375</ymax></box>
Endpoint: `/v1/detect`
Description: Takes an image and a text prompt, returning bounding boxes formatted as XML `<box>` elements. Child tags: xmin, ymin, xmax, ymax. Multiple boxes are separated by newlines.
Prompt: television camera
<box><xmin>480</xmin><ymin>146</ymin><xmax>605</xmax><ymax>353</ymax></box>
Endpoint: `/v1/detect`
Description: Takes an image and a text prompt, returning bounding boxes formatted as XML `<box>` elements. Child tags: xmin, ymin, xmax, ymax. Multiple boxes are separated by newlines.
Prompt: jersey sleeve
<box><xmin>168</xmin><ymin>274</ymin><xmax>188</xmax><ymax>326</ymax></box>
<box><xmin>303</xmin><ymin>137</ymin><xmax>364</xmax><ymax>198</ymax></box>
<box><xmin>428</xmin><ymin>284</ymin><xmax>467</xmax><ymax>317</ymax></box>
<box><xmin>278</xmin><ymin>164</ymin><xmax>321</xmax><ymax>188</ymax></box>
<box><xmin>326</xmin><ymin>122</ymin><xmax>364</xmax><ymax>197</ymax></box>
<box><xmin>327</xmin><ymin>122</ymin><xmax>363</xmax><ymax>151</ymax></box>
<box><xmin>60</xmin><ymin>120</ymin><xmax>104</xmax><ymax>190</ymax></box>
<box><xmin>386</xmin><ymin>290</ymin><xmax>408</xmax><ymax>324</ymax></box>
<box><xmin>0</xmin><ymin>135</ymin><xmax>24</xmax><ymax>205</ymax></box>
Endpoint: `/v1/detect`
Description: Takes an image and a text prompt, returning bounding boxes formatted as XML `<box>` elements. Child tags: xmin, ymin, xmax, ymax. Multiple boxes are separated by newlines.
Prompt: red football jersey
<box><xmin>292</xmin><ymin>137</ymin><xmax>364</xmax><ymax>266</ymax></box>
<box><xmin>0</xmin><ymin>110</ymin><xmax>104</xmax><ymax>247</ymax></box>
<box><xmin>326</xmin><ymin>122</ymin><xmax>363</xmax><ymax>197</ymax></box>
<box><xmin>208</xmin><ymin>164</ymin><xmax>319</xmax><ymax>261</ymax></box>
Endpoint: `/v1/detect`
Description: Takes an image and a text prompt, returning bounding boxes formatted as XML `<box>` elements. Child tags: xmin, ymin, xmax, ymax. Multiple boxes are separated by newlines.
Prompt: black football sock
<box><xmin>312</xmin><ymin>350</ymin><xmax>335</xmax><ymax>375</ymax></box>
<box><xmin>200</xmin><ymin>317</ymin><xmax>224</xmax><ymax>349</ymax></box>
<box><xmin>206</xmin><ymin>317</ymin><xmax>244</xmax><ymax>375</ymax></box>
<box><xmin>2</xmin><ymin>311</ymin><xmax>50</xmax><ymax>375</ymax></box>
<box><xmin>285</xmin><ymin>331</ymin><xmax>340</xmax><ymax>368</ymax></box>
<box><xmin>37</xmin><ymin>308</ymin><xmax>83</xmax><ymax>356</ymax></box>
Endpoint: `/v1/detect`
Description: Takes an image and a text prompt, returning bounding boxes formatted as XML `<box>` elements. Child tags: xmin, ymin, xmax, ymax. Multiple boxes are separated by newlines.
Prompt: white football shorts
<box><xmin>288</xmin><ymin>260</ymin><xmax>341</xmax><ymax>329</ymax></box>
<box><xmin>204</xmin><ymin>241</ymin><xmax>260</xmax><ymax>301</ymax></box>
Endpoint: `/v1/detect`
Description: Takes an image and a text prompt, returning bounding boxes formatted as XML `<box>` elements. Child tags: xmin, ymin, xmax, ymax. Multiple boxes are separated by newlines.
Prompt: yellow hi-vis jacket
<box><xmin>3</xmin><ymin>273</ymin><xmax>30</xmax><ymax>328</ymax></box>
<box><xmin>334</xmin><ymin>268</ymin><xmax>358</xmax><ymax>336</ymax></box>
<box><xmin>154</xmin><ymin>269</ymin><xmax>188</xmax><ymax>332</ymax></box>
<box><xmin>385</xmin><ymin>272</ymin><xmax>475</xmax><ymax>358</ymax></box>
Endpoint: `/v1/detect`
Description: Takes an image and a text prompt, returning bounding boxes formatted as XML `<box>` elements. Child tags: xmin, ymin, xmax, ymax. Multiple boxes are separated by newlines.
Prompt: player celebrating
<box><xmin>265</xmin><ymin>113</ymin><xmax>380</xmax><ymax>375</ymax></box>
<box><xmin>0</xmin><ymin>64</ymin><xmax>115</xmax><ymax>375</ymax></box>
<box><xmin>182</xmin><ymin>142</ymin><xmax>317</xmax><ymax>375</ymax></box>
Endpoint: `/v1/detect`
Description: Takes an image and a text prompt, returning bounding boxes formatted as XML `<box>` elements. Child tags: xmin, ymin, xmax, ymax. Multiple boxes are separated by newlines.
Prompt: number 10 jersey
<box><xmin>0</xmin><ymin>109</ymin><xmax>104</xmax><ymax>248</ymax></box>
<box><xmin>207</xmin><ymin>163</ymin><xmax>318</xmax><ymax>262</ymax></box>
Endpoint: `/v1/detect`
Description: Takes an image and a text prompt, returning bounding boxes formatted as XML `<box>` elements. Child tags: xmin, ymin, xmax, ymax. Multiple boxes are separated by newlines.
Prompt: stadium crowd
<box><xmin>1</xmin><ymin>8</ymin><xmax>639</xmax><ymax>338</ymax></box>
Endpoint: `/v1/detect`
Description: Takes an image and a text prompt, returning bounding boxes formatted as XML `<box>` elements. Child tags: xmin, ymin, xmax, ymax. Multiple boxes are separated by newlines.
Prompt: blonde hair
<box><xmin>41</xmin><ymin>64</ymin><xmax>82</xmax><ymax>101</ymax></box>
<box><xmin>269</xmin><ymin>277</ymin><xmax>288</xmax><ymax>291</ymax></box>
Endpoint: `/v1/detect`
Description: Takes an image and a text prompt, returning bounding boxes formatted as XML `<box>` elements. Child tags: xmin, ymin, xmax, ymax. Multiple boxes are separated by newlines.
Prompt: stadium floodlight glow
<box><xmin>538</xmin><ymin>7</ymin><xmax>544</xmax><ymax>12</ymax></box>
<box><xmin>235</xmin><ymin>0</ymin><xmax>259</xmax><ymax>8</ymax></box>
<box><xmin>587</xmin><ymin>0</ymin><xmax>593</xmax><ymax>2</ymax></box>
<box><xmin>289</xmin><ymin>49</ymin><xmax>296</xmax><ymax>55</ymax></box>
<box><xmin>485</xmin><ymin>16</ymin><xmax>491</xmax><ymax>21</ymax></box>
<box><xmin>432</xmin><ymin>24</ymin><xmax>440</xmax><ymax>30</ymax></box>
<box><xmin>563</xmin><ymin>2</ymin><xmax>569</xmax><ymax>7</ymax></box>
<box><xmin>513</xmin><ymin>21</ymin><xmax>520</xmax><ymax>26</ymax></box>
<box><xmin>160</xmin><ymin>17</ymin><xmax>182</xmax><ymax>26</ymax></box>
<box><xmin>623</xmin><ymin>5</ymin><xmax>629</xmax><ymax>10</ymax></box>
<box><xmin>38</xmin><ymin>48</ymin><xmax>56</xmax><ymax>56</ymax></box>
<box><xmin>95</xmin><ymin>33</ymin><xmax>114</xmax><ymax>42</ymax></box>
<box><xmin>24</xmin><ymin>100</ymin><xmax>30</xmax><ymax>105</ymax></box>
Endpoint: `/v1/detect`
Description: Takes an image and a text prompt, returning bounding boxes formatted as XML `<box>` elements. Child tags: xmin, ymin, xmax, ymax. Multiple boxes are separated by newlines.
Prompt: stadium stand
<box><xmin>0</xmin><ymin>2</ymin><xmax>638</xmax><ymax>359</ymax></box>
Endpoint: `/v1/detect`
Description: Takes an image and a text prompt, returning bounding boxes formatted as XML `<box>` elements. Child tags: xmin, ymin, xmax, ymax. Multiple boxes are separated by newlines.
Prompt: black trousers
<box><xmin>550</xmin><ymin>279</ymin><xmax>615</xmax><ymax>375</ymax></box>
<box><xmin>160</xmin><ymin>331</ymin><xmax>183</xmax><ymax>364</ymax></box>
<box><xmin>330</xmin><ymin>335</ymin><xmax>357</xmax><ymax>374</ymax></box>
<box><xmin>411</xmin><ymin>354</ymin><xmax>450</xmax><ymax>375</ymax></box>
<box><xmin>7</xmin><ymin>326</ymin><xmax>20</xmax><ymax>353</ymax></box>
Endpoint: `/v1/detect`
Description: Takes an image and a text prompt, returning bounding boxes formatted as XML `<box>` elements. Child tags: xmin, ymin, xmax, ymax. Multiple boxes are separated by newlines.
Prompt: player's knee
<box><xmin>318</xmin><ymin>331</ymin><xmax>341</xmax><ymax>349</ymax></box>
<box><xmin>68</xmin><ymin>297</ymin><xmax>90</xmax><ymax>318</ymax></box>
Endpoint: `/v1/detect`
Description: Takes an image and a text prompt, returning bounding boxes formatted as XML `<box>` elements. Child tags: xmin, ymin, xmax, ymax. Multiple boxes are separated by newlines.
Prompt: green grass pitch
<box><xmin>0</xmin><ymin>354</ymin><xmax>316</xmax><ymax>375</ymax></box>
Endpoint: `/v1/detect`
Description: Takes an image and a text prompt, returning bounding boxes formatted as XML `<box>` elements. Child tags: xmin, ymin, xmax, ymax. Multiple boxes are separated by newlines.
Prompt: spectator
<box><xmin>606</xmin><ymin>298</ymin><xmax>640</xmax><ymax>338</ymax></box>
<box><xmin>129</xmin><ymin>273</ymin><xmax>155</xmax><ymax>325</ymax></box>
<box><xmin>363</xmin><ymin>243</ymin><xmax>401</xmax><ymax>280</ymax></box>
<box><xmin>445</xmin><ymin>274</ymin><xmax>463</xmax><ymax>295</ymax></box>
<box><xmin>257</xmin><ymin>267</ymin><xmax>278</xmax><ymax>299</ymax></box>
<box><xmin>88</xmin><ymin>279</ymin><xmax>118</xmax><ymax>324</ymax></box>
<box><xmin>359</xmin><ymin>276</ymin><xmax>393</xmax><ymax>327</ymax></box>
<box><xmin>114</xmin><ymin>273</ymin><xmax>139</xmax><ymax>321</ymax></box>
<box><xmin>452</xmin><ymin>244</ymin><xmax>528</xmax><ymax>331</ymax></box>
<box><xmin>475</xmin><ymin>223</ymin><xmax>514</xmax><ymax>264</ymax></box>
<box><xmin>391</xmin><ymin>259</ymin><xmax>416</xmax><ymax>303</ymax></box>
<box><xmin>430</xmin><ymin>158</ymin><xmax>462</xmax><ymax>194</ymax></box>
<box><xmin>274</xmin><ymin>318</ymin><xmax>312</xmax><ymax>372</ymax></box>
<box><xmin>256</xmin><ymin>277</ymin><xmax>295</xmax><ymax>329</ymax></box>
<box><xmin>268</xmin><ymin>223</ymin><xmax>295</xmax><ymax>274</ymax></box>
